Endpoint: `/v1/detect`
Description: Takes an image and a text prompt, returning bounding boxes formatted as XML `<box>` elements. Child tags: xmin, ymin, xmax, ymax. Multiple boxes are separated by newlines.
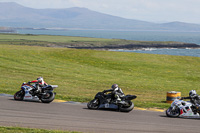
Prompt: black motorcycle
<box><xmin>87</xmin><ymin>91</ymin><xmax>137</xmax><ymax>112</ymax></box>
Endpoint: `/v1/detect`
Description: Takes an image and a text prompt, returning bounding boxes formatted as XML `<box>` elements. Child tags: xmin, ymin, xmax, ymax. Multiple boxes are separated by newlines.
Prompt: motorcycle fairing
<box><xmin>99</xmin><ymin>103</ymin><xmax>118</xmax><ymax>109</ymax></box>
<box><xmin>21</xmin><ymin>84</ymin><xmax>39</xmax><ymax>101</ymax></box>
<box><xmin>173</xmin><ymin>99</ymin><xmax>200</xmax><ymax>118</ymax></box>
<box><xmin>179</xmin><ymin>107</ymin><xmax>199</xmax><ymax>118</ymax></box>
<box><xmin>94</xmin><ymin>92</ymin><xmax>118</xmax><ymax>109</ymax></box>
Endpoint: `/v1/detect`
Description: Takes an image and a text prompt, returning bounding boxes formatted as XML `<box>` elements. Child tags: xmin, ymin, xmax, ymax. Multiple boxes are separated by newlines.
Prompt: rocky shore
<box><xmin>70</xmin><ymin>43</ymin><xmax>200</xmax><ymax>50</ymax></box>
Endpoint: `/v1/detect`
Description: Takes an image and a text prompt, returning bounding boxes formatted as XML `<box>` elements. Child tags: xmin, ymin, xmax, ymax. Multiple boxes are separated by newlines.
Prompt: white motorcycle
<box><xmin>14</xmin><ymin>82</ymin><xmax>58</xmax><ymax>103</ymax></box>
<box><xmin>166</xmin><ymin>99</ymin><xmax>200</xmax><ymax>118</ymax></box>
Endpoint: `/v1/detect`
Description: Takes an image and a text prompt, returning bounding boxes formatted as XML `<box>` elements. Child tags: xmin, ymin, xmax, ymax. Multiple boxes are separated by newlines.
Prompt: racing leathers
<box><xmin>28</xmin><ymin>80</ymin><xmax>48</xmax><ymax>95</ymax></box>
<box><xmin>103</xmin><ymin>87</ymin><xmax>125</xmax><ymax>103</ymax></box>
<box><xmin>181</xmin><ymin>94</ymin><xmax>200</xmax><ymax>113</ymax></box>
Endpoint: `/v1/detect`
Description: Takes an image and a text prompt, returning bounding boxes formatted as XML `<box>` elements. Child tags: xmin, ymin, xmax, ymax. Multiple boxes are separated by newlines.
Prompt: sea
<box><xmin>17</xmin><ymin>29</ymin><xmax>200</xmax><ymax>57</ymax></box>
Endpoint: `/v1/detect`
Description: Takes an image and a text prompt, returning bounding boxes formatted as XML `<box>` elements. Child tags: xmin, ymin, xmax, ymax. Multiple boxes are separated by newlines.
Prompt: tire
<box><xmin>87</xmin><ymin>98</ymin><xmax>100</xmax><ymax>109</ymax></box>
<box><xmin>14</xmin><ymin>90</ymin><xmax>25</xmax><ymax>100</ymax></box>
<box><xmin>119</xmin><ymin>101</ymin><xmax>134</xmax><ymax>112</ymax></box>
<box><xmin>166</xmin><ymin>107</ymin><xmax>180</xmax><ymax>117</ymax></box>
<box><xmin>41</xmin><ymin>91</ymin><xmax>55</xmax><ymax>103</ymax></box>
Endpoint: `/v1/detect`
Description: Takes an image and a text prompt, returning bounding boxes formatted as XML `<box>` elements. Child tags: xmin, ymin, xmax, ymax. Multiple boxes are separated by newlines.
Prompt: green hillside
<box><xmin>0</xmin><ymin>34</ymin><xmax>200</xmax><ymax>109</ymax></box>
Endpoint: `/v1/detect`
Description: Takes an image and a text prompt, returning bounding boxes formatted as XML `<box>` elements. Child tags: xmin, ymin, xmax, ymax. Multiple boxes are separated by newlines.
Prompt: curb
<box><xmin>53</xmin><ymin>99</ymin><xmax>67</xmax><ymax>103</ymax></box>
<box><xmin>135</xmin><ymin>107</ymin><xmax>165</xmax><ymax>112</ymax></box>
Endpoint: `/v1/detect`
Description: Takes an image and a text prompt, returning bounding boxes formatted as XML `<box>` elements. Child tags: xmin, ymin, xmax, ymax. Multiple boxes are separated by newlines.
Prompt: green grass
<box><xmin>0</xmin><ymin>126</ymin><xmax>80</xmax><ymax>133</ymax></box>
<box><xmin>0</xmin><ymin>34</ymin><xmax>200</xmax><ymax>109</ymax></box>
<box><xmin>0</xmin><ymin>33</ymin><xmax>184</xmax><ymax>48</ymax></box>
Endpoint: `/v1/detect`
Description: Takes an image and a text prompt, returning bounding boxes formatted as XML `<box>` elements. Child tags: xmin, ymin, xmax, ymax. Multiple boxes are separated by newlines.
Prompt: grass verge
<box><xmin>0</xmin><ymin>126</ymin><xmax>80</xmax><ymax>133</ymax></box>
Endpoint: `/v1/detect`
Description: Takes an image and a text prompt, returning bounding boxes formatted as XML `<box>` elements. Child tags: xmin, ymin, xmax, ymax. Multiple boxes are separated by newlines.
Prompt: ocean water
<box><xmin>111</xmin><ymin>48</ymin><xmax>200</xmax><ymax>57</ymax></box>
<box><xmin>17</xmin><ymin>29</ymin><xmax>200</xmax><ymax>57</ymax></box>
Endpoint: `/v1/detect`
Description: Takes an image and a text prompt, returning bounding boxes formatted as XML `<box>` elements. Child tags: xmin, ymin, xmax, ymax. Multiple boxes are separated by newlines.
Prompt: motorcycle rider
<box><xmin>103</xmin><ymin>84</ymin><xmax>125</xmax><ymax>104</ymax></box>
<box><xmin>28</xmin><ymin>77</ymin><xmax>48</xmax><ymax>95</ymax></box>
<box><xmin>181</xmin><ymin>90</ymin><xmax>200</xmax><ymax>113</ymax></box>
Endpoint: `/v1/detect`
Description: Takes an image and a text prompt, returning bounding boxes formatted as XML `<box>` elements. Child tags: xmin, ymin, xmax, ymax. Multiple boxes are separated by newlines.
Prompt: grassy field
<box><xmin>0</xmin><ymin>34</ymin><xmax>200</xmax><ymax>109</ymax></box>
<box><xmin>0</xmin><ymin>33</ymin><xmax>186</xmax><ymax>48</ymax></box>
<box><xmin>0</xmin><ymin>126</ymin><xmax>79</xmax><ymax>133</ymax></box>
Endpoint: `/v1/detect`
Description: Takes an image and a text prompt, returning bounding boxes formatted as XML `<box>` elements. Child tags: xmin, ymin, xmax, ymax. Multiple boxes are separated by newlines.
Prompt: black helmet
<box><xmin>189</xmin><ymin>90</ymin><xmax>196</xmax><ymax>97</ymax></box>
<box><xmin>111</xmin><ymin>84</ymin><xmax>118</xmax><ymax>89</ymax></box>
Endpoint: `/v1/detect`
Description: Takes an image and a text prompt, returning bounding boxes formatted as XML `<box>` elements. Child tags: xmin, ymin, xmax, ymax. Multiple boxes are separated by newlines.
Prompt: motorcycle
<box><xmin>14</xmin><ymin>82</ymin><xmax>58</xmax><ymax>103</ymax></box>
<box><xmin>166</xmin><ymin>99</ymin><xmax>200</xmax><ymax>118</ymax></box>
<box><xmin>87</xmin><ymin>91</ymin><xmax>137</xmax><ymax>112</ymax></box>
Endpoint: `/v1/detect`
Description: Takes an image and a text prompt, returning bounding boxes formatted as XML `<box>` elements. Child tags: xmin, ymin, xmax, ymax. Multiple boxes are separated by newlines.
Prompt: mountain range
<box><xmin>1</xmin><ymin>2</ymin><xmax>200</xmax><ymax>31</ymax></box>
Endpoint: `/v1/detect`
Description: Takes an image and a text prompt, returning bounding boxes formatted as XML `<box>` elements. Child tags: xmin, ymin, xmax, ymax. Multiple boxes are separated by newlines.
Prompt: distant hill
<box><xmin>0</xmin><ymin>27</ymin><xmax>16</xmax><ymax>33</ymax></box>
<box><xmin>1</xmin><ymin>2</ymin><xmax>200</xmax><ymax>31</ymax></box>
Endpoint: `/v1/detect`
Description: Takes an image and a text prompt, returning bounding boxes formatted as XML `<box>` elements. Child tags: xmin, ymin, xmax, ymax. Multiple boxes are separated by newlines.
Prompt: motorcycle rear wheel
<box><xmin>87</xmin><ymin>98</ymin><xmax>100</xmax><ymax>109</ymax></box>
<box><xmin>14</xmin><ymin>90</ymin><xmax>24</xmax><ymax>100</ymax></box>
<box><xmin>166</xmin><ymin>107</ymin><xmax>180</xmax><ymax>117</ymax></box>
<box><xmin>41</xmin><ymin>91</ymin><xmax>55</xmax><ymax>103</ymax></box>
<box><xmin>119</xmin><ymin>100</ymin><xmax>134</xmax><ymax>112</ymax></box>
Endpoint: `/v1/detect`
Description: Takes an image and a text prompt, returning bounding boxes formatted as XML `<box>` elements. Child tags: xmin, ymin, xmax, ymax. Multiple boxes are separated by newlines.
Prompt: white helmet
<box><xmin>37</xmin><ymin>77</ymin><xmax>44</xmax><ymax>85</ymax></box>
<box><xmin>189</xmin><ymin>90</ymin><xmax>196</xmax><ymax>97</ymax></box>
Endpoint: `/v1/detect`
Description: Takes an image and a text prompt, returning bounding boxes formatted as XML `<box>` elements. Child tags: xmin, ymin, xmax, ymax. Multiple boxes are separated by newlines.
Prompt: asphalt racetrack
<box><xmin>0</xmin><ymin>95</ymin><xmax>200</xmax><ymax>133</ymax></box>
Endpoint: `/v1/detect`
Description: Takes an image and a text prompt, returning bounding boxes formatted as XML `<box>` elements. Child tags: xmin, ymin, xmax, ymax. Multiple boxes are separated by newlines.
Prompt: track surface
<box><xmin>0</xmin><ymin>96</ymin><xmax>200</xmax><ymax>133</ymax></box>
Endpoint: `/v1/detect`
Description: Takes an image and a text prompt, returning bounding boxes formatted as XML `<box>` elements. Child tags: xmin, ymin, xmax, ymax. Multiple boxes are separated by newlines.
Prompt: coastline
<box><xmin>1</xmin><ymin>33</ymin><xmax>200</xmax><ymax>51</ymax></box>
<box><xmin>69</xmin><ymin>43</ymin><xmax>200</xmax><ymax>50</ymax></box>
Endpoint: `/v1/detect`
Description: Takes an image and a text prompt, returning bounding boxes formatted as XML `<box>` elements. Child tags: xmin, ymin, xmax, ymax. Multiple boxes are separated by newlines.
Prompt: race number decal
<box><xmin>105</xmin><ymin>103</ymin><xmax>109</xmax><ymax>108</ymax></box>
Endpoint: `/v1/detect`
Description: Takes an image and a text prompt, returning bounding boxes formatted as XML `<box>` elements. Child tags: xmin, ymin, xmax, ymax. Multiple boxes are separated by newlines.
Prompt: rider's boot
<box><xmin>35</xmin><ymin>89</ymin><xmax>40</xmax><ymax>94</ymax></box>
<box><xmin>196</xmin><ymin>106</ymin><xmax>200</xmax><ymax>114</ymax></box>
<box><xmin>191</xmin><ymin>105</ymin><xmax>198</xmax><ymax>114</ymax></box>
<box><xmin>116</xmin><ymin>97</ymin><xmax>125</xmax><ymax>104</ymax></box>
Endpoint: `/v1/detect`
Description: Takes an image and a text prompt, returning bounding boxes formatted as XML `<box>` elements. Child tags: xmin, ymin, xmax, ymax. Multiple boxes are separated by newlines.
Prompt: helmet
<box><xmin>111</xmin><ymin>84</ymin><xmax>118</xmax><ymax>89</ymax></box>
<box><xmin>37</xmin><ymin>77</ymin><xmax>44</xmax><ymax>84</ymax></box>
<box><xmin>189</xmin><ymin>90</ymin><xmax>196</xmax><ymax>97</ymax></box>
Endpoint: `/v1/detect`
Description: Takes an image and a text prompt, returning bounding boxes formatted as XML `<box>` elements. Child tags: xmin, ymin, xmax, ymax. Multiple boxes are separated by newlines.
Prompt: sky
<box><xmin>0</xmin><ymin>0</ymin><xmax>200</xmax><ymax>24</ymax></box>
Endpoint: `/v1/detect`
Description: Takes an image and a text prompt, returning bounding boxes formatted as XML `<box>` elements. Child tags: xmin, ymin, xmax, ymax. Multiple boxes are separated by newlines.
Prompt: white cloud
<box><xmin>0</xmin><ymin>0</ymin><xmax>200</xmax><ymax>23</ymax></box>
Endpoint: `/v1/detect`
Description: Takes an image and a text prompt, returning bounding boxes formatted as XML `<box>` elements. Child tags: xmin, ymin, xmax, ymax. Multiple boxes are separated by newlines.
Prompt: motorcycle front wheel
<box><xmin>41</xmin><ymin>91</ymin><xmax>55</xmax><ymax>103</ymax></box>
<box><xmin>119</xmin><ymin>100</ymin><xmax>134</xmax><ymax>112</ymax></box>
<box><xmin>14</xmin><ymin>90</ymin><xmax>25</xmax><ymax>100</ymax></box>
<box><xmin>87</xmin><ymin>98</ymin><xmax>100</xmax><ymax>109</ymax></box>
<box><xmin>166</xmin><ymin>107</ymin><xmax>180</xmax><ymax>117</ymax></box>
